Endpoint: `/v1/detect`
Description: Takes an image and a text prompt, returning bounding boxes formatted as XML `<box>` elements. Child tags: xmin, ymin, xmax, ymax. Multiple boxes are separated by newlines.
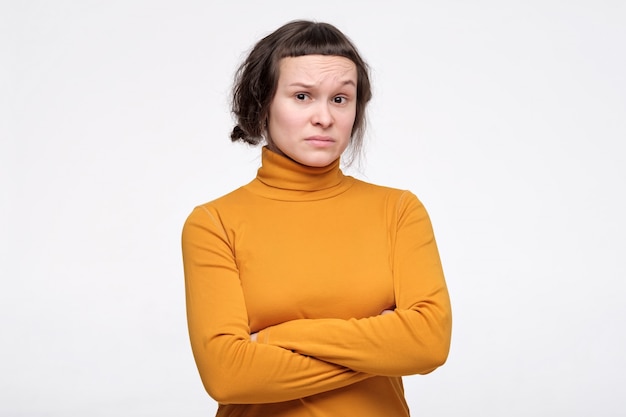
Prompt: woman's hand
<box><xmin>380</xmin><ymin>309</ymin><xmax>394</xmax><ymax>315</ymax></box>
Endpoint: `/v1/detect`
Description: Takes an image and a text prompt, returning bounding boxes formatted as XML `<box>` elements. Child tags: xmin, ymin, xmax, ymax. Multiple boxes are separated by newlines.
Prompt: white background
<box><xmin>2</xmin><ymin>1</ymin><xmax>625</xmax><ymax>416</ymax></box>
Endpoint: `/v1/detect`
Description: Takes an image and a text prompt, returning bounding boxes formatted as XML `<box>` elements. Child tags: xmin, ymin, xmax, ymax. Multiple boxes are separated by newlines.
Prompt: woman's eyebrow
<box><xmin>287</xmin><ymin>82</ymin><xmax>316</xmax><ymax>88</ymax></box>
<box><xmin>287</xmin><ymin>80</ymin><xmax>356</xmax><ymax>88</ymax></box>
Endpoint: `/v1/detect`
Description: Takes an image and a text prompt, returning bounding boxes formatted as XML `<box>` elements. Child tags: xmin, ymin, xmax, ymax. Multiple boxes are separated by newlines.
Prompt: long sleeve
<box><xmin>182</xmin><ymin>205</ymin><xmax>372</xmax><ymax>405</ymax></box>
<box><xmin>255</xmin><ymin>191</ymin><xmax>452</xmax><ymax>376</ymax></box>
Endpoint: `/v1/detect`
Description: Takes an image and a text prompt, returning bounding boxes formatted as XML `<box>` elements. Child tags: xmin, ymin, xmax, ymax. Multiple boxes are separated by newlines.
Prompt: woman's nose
<box><xmin>311</xmin><ymin>101</ymin><xmax>333</xmax><ymax>127</ymax></box>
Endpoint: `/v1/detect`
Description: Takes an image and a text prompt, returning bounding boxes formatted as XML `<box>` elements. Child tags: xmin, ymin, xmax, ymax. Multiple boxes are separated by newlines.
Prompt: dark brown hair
<box><xmin>230</xmin><ymin>20</ymin><xmax>372</xmax><ymax>159</ymax></box>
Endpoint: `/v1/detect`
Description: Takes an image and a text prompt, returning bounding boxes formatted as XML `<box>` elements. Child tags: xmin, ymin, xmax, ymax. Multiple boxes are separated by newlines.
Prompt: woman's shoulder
<box><xmin>350</xmin><ymin>177</ymin><xmax>421</xmax><ymax>201</ymax></box>
<box><xmin>185</xmin><ymin>185</ymin><xmax>255</xmax><ymax>221</ymax></box>
<box><xmin>195</xmin><ymin>183</ymin><xmax>257</xmax><ymax>208</ymax></box>
<box><xmin>349</xmin><ymin>177</ymin><xmax>430</xmax><ymax>216</ymax></box>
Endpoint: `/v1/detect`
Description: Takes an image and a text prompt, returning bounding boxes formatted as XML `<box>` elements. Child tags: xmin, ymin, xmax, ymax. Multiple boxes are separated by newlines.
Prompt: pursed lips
<box><xmin>305</xmin><ymin>136</ymin><xmax>334</xmax><ymax>142</ymax></box>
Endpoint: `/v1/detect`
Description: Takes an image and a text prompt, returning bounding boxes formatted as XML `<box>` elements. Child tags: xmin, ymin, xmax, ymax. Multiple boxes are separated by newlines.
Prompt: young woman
<box><xmin>182</xmin><ymin>20</ymin><xmax>452</xmax><ymax>417</ymax></box>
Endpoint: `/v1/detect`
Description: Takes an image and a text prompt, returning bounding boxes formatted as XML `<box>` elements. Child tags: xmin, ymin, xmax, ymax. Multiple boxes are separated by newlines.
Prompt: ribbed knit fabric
<box><xmin>182</xmin><ymin>147</ymin><xmax>452</xmax><ymax>417</ymax></box>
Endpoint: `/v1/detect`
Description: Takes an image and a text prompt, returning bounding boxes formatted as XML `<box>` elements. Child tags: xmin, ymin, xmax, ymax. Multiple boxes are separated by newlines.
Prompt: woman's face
<box><xmin>267</xmin><ymin>55</ymin><xmax>357</xmax><ymax>167</ymax></box>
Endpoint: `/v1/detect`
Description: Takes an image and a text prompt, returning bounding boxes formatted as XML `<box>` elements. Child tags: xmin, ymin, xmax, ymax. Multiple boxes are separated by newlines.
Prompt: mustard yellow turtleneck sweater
<box><xmin>182</xmin><ymin>147</ymin><xmax>452</xmax><ymax>417</ymax></box>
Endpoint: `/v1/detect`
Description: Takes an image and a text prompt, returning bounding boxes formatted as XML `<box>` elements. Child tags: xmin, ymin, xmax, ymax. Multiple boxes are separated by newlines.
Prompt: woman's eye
<box><xmin>296</xmin><ymin>93</ymin><xmax>308</xmax><ymax>101</ymax></box>
<box><xmin>333</xmin><ymin>96</ymin><xmax>347</xmax><ymax>104</ymax></box>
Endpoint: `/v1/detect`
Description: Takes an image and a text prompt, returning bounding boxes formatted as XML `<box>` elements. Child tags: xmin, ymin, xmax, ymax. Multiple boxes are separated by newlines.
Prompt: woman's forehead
<box><xmin>278</xmin><ymin>55</ymin><xmax>357</xmax><ymax>86</ymax></box>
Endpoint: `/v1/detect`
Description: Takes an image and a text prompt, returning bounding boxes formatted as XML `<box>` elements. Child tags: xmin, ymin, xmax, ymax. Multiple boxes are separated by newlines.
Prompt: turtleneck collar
<box><xmin>243</xmin><ymin>147</ymin><xmax>354</xmax><ymax>201</ymax></box>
